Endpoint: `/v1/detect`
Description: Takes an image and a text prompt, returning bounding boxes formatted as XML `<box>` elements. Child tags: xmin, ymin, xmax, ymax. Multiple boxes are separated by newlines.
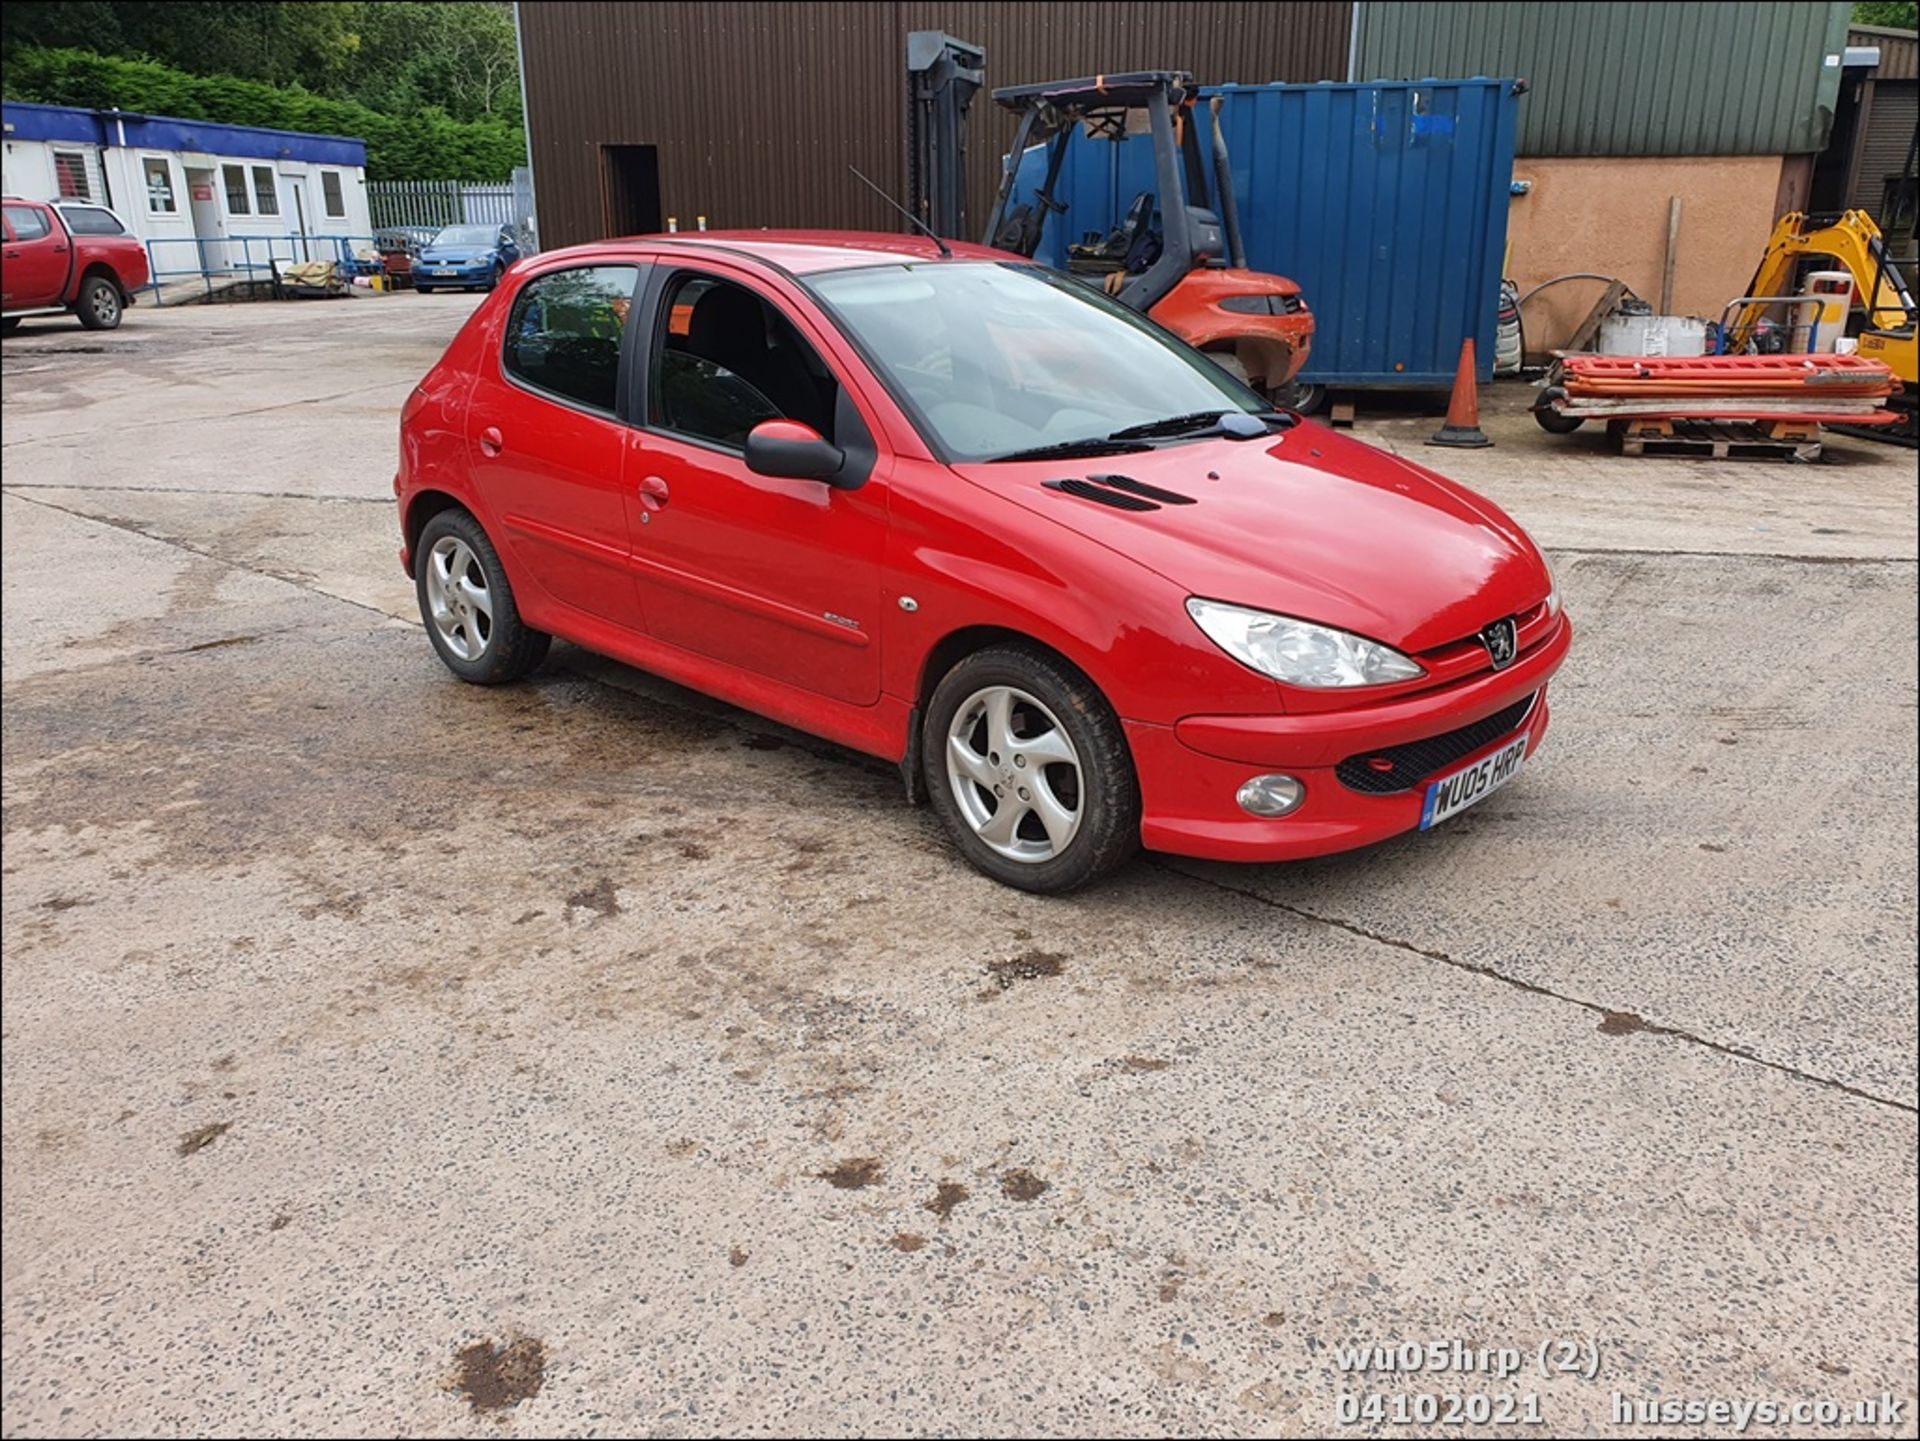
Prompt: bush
<box><xmin>3</xmin><ymin>47</ymin><xmax>524</xmax><ymax>180</ymax></box>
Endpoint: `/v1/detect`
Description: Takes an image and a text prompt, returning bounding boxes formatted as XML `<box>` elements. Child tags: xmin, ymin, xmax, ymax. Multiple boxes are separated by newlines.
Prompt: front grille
<box><xmin>1334</xmin><ymin>693</ymin><xmax>1536</xmax><ymax>795</ymax></box>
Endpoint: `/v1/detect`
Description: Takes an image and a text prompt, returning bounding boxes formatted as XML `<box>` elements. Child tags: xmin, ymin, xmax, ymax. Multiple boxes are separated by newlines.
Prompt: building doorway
<box><xmin>183</xmin><ymin>165</ymin><xmax>227</xmax><ymax>273</ymax></box>
<box><xmin>600</xmin><ymin>144</ymin><xmax>661</xmax><ymax>238</ymax></box>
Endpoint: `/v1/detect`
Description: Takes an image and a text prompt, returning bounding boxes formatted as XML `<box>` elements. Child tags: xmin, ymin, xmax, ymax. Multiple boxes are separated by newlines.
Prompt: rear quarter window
<box><xmin>60</xmin><ymin>206</ymin><xmax>126</xmax><ymax>236</ymax></box>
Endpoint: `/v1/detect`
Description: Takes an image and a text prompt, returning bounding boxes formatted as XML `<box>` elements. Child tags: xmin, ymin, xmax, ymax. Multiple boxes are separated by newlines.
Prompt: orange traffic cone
<box><xmin>1428</xmin><ymin>338</ymin><xmax>1492</xmax><ymax>448</ymax></box>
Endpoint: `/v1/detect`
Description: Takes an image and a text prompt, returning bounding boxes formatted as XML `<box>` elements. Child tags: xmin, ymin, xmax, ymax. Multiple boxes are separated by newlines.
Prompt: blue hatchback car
<box><xmin>414</xmin><ymin>224</ymin><xmax>520</xmax><ymax>293</ymax></box>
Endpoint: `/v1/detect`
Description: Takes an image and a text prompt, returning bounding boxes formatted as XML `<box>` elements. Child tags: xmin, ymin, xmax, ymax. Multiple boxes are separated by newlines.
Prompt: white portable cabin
<box><xmin>3</xmin><ymin>100</ymin><xmax>372</xmax><ymax>273</ymax></box>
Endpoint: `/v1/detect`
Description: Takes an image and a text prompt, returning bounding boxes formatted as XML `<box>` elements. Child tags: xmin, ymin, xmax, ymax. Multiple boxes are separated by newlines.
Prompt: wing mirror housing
<box><xmin>746</xmin><ymin>420</ymin><xmax>852</xmax><ymax>486</ymax></box>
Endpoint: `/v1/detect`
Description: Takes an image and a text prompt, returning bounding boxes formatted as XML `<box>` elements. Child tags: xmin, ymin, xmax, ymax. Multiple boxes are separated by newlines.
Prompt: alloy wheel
<box><xmin>944</xmin><ymin>684</ymin><xmax>1083</xmax><ymax>862</ymax></box>
<box><xmin>92</xmin><ymin>288</ymin><xmax>119</xmax><ymax>325</ymax></box>
<box><xmin>424</xmin><ymin>534</ymin><xmax>492</xmax><ymax>661</ymax></box>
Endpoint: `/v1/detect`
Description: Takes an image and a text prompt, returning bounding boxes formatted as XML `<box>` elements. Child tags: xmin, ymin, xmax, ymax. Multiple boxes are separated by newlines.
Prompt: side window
<box><xmin>503</xmin><ymin>265</ymin><xmax>638</xmax><ymax>414</ymax></box>
<box><xmin>144</xmin><ymin>157</ymin><xmax>177</xmax><ymax>213</ymax></box>
<box><xmin>321</xmin><ymin>170</ymin><xmax>346</xmax><ymax>218</ymax></box>
<box><xmin>61</xmin><ymin>206</ymin><xmax>125</xmax><ymax>236</ymax></box>
<box><xmin>650</xmin><ymin>273</ymin><xmax>842</xmax><ymax>450</ymax></box>
<box><xmin>251</xmin><ymin>165</ymin><xmax>280</xmax><ymax>217</ymax></box>
<box><xmin>3</xmin><ymin>204</ymin><xmax>52</xmax><ymax>241</ymax></box>
<box><xmin>223</xmin><ymin>164</ymin><xmax>251</xmax><ymax>215</ymax></box>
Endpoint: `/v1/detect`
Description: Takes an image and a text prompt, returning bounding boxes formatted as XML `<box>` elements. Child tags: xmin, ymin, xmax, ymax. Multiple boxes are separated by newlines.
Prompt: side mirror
<box><xmin>745</xmin><ymin>419</ymin><xmax>848</xmax><ymax>485</ymax></box>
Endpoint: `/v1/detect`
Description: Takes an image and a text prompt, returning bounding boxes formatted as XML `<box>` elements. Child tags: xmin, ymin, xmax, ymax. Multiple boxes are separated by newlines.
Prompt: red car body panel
<box><xmin>1</xmin><ymin>199</ymin><xmax>148</xmax><ymax>317</ymax></box>
<box><xmin>396</xmin><ymin>231</ymin><xmax>1569</xmax><ymax>864</ymax></box>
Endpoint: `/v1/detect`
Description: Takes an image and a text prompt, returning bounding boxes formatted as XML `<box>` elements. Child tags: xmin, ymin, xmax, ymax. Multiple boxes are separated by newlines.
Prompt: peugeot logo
<box><xmin>1480</xmin><ymin>617</ymin><xmax>1519</xmax><ymax>670</ymax></box>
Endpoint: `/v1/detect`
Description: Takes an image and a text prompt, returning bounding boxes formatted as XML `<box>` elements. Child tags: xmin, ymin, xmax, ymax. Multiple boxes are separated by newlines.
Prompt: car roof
<box><xmin>555</xmin><ymin>230</ymin><xmax>1012</xmax><ymax>276</ymax></box>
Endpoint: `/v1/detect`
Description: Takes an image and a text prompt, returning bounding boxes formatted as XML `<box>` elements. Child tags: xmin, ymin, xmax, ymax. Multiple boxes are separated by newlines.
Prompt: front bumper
<box><xmin>416</xmin><ymin>262</ymin><xmax>493</xmax><ymax>283</ymax></box>
<box><xmin>1128</xmin><ymin>616</ymin><xmax>1571</xmax><ymax>862</ymax></box>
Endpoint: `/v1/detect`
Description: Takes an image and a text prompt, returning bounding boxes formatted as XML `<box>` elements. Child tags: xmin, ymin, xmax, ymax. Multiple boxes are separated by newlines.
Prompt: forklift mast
<box><xmin>906</xmin><ymin>31</ymin><xmax>985</xmax><ymax>241</ymax></box>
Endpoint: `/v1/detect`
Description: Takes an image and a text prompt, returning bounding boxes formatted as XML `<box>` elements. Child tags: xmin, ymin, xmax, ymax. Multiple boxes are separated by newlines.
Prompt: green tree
<box><xmin>1852</xmin><ymin>1</ymin><xmax>1918</xmax><ymax>28</ymax></box>
<box><xmin>4</xmin><ymin>46</ymin><xmax>524</xmax><ymax>180</ymax></box>
<box><xmin>1</xmin><ymin>2</ymin><xmax>520</xmax><ymax>122</ymax></box>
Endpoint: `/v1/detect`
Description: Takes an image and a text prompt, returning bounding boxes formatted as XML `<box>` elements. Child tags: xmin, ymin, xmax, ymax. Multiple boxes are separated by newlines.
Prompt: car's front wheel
<box><xmin>74</xmin><ymin>276</ymin><xmax>122</xmax><ymax>330</ymax></box>
<box><xmin>415</xmin><ymin>508</ymin><xmax>550</xmax><ymax>684</ymax></box>
<box><xmin>923</xmin><ymin>645</ymin><xmax>1140</xmax><ymax>893</ymax></box>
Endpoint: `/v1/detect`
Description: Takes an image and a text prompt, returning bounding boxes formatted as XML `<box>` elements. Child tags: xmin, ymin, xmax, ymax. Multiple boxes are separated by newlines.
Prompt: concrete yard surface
<box><xmin>3</xmin><ymin>295</ymin><xmax>1916</xmax><ymax>1437</ymax></box>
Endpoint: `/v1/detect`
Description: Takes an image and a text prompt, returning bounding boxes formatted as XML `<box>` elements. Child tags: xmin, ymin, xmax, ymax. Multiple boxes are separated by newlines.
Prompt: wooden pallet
<box><xmin>1613</xmin><ymin>416</ymin><xmax>1822</xmax><ymax>461</ymax></box>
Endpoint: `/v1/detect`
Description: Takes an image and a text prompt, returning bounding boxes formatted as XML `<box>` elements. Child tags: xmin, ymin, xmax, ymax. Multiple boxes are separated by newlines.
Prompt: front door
<box><xmin>287</xmin><ymin>177</ymin><xmax>310</xmax><ymax>262</ymax></box>
<box><xmin>465</xmin><ymin>261</ymin><xmax>648</xmax><ymax>628</ymax></box>
<box><xmin>624</xmin><ymin>263</ymin><xmax>886</xmax><ymax>706</ymax></box>
<box><xmin>184</xmin><ymin>168</ymin><xmax>227</xmax><ymax>272</ymax></box>
<box><xmin>1</xmin><ymin>203</ymin><xmax>71</xmax><ymax>309</ymax></box>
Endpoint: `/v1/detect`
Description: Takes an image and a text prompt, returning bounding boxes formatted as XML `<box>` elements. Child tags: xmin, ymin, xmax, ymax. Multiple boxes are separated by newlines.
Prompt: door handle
<box><xmin>478</xmin><ymin>426</ymin><xmax>504</xmax><ymax>457</ymax></box>
<box><xmin>638</xmin><ymin>474</ymin><xmax>670</xmax><ymax>511</ymax></box>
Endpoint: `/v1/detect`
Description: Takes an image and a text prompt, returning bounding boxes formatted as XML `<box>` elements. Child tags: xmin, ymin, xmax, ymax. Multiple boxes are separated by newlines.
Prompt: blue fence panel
<box><xmin>143</xmin><ymin>234</ymin><xmax>389</xmax><ymax>300</ymax></box>
<box><xmin>1010</xmin><ymin>79</ymin><xmax>1520</xmax><ymax>389</ymax></box>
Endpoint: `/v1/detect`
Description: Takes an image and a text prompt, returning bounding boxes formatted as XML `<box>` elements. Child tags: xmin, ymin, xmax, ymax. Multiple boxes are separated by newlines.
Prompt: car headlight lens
<box><xmin>1186</xmin><ymin>598</ymin><xmax>1426</xmax><ymax>688</ymax></box>
<box><xmin>1543</xmin><ymin>555</ymin><xmax>1561</xmax><ymax>617</ymax></box>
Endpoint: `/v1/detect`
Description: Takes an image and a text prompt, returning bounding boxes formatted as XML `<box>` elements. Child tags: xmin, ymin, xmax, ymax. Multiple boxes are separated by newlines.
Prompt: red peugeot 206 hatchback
<box><xmin>395</xmin><ymin>232</ymin><xmax>1570</xmax><ymax>892</ymax></box>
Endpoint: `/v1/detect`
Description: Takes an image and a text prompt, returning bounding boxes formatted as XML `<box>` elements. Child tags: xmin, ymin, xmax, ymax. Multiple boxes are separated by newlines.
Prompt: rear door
<box><xmin>622</xmin><ymin>259</ymin><xmax>888</xmax><ymax>706</ymax></box>
<box><xmin>464</xmin><ymin>261</ymin><xmax>649</xmax><ymax>628</ymax></box>
<box><xmin>2</xmin><ymin>203</ymin><xmax>73</xmax><ymax>309</ymax></box>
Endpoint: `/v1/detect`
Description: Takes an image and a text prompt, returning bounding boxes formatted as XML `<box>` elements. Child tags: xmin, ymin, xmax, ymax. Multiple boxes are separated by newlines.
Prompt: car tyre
<box><xmin>1532</xmin><ymin>386</ymin><xmax>1584</xmax><ymax>433</ymax></box>
<box><xmin>923</xmin><ymin>645</ymin><xmax>1140</xmax><ymax>893</ymax></box>
<box><xmin>74</xmin><ymin>275</ymin><xmax>122</xmax><ymax>330</ymax></box>
<box><xmin>1277</xmin><ymin>378</ymin><xmax>1325</xmax><ymax>414</ymax></box>
<box><xmin>415</xmin><ymin>508</ymin><xmax>550</xmax><ymax>684</ymax></box>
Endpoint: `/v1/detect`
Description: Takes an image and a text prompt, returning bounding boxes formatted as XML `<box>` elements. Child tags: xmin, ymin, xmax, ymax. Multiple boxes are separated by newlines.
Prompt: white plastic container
<box><xmin>1797</xmin><ymin>270</ymin><xmax>1854</xmax><ymax>353</ymax></box>
<box><xmin>1597</xmin><ymin>311</ymin><xmax>1708</xmax><ymax>358</ymax></box>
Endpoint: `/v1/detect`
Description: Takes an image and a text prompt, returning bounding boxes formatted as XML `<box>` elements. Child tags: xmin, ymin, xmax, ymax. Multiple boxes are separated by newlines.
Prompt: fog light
<box><xmin>1236</xmin><ymin>774</ymin><xmax>1305</xmax><ymax>817</ymax></box>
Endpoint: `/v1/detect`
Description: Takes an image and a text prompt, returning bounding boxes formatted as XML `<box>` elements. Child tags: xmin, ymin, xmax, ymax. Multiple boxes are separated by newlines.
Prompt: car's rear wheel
<box><xmin>75</xmin><ymin>276</ymin><xmax>122</xmax><ymax>330</ymax></box>
<box><xmin>415</xmin><ymin>508</ymin><xmax>550</xmax><ymax>684</ymax></box>
<box><xmin>924</xmin><ymin>646</ymin><xmax>1139</xmax><ymax>893</ymax></box>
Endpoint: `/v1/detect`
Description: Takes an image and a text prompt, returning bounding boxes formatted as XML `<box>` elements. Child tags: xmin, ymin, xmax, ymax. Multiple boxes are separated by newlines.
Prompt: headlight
<box><xmin>1186</xmin><ymin>598</ymin><xmax>1425</xmax><ymax>688</ymax></box>
<box><xmin>1543</xmin><ymin>555</ymin><xmax>1561</xmax><ymax>617</ymax></box>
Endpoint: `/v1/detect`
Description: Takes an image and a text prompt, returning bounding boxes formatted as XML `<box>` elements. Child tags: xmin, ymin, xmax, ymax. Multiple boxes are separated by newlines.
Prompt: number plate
<box><xmin>433</xmin><ymin>267</ymin><xmax>456</xmax><ymax>276</ymax></box>
<box><xmin>1419</xmin><ymin>735</ymin><xmax>1528</xmax><ymax>830</ymax></box>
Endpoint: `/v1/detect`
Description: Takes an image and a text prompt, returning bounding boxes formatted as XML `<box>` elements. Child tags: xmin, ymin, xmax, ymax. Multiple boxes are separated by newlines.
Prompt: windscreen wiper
<box><xmin>1106</xmin><ymin>410</ymin><xmax>1234</xmax><ymax>441</ymax></box>
<box><xmin>1107</xmin><ymin>410</ymin><xmax>1297</xmax><ymax>442</ymax></box>
<box><xmin>984</xmin><ymin>437</ymin><xmax>1154</xmax><ymax>463</ymax></box>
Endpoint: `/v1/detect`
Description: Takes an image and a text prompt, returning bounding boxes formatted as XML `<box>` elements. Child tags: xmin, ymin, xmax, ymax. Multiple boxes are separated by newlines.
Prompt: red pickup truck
<box><xmin>2</xmin><ymin>197</ymin><xmax>150</xmax><ymax>332</ymax></box>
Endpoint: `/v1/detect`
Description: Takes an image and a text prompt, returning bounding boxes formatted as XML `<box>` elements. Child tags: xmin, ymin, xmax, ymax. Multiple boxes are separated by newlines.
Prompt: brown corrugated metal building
<box><xmin>515</xmin><ymin>1</ymin><xmax>1353</xmax><ymax>249</ymax></box>
<box><xmin>1846</xmin><ymin>24</ymin><xmax>1917</xmax><ymax>260</ymax></box>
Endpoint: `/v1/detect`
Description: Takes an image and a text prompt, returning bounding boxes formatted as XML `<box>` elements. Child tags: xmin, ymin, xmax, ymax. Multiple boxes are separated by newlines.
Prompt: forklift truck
<box><xmin>978</xmin><ymin>70</ymin><xmax>1316</xmax><ymax>405</ymax></box>
<box><xmin>983</xmin><ymin>73</ymin><xmax>1313</xmax><ymax>406</ymax></box>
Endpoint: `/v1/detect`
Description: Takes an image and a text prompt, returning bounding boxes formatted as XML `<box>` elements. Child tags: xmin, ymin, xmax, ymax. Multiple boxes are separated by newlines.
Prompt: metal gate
<box><xmin>367</xmin><ymin>171</ymin><xmax>537</xmax><ymax>251</ymax></box>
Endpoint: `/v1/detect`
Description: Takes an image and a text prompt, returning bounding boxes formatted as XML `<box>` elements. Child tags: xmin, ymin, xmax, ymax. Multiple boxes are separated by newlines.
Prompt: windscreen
<box><xmin>432</xmin><ymin>226</ymin><xmax>497</xmax><ymax>247</ymax></box>
<box><xmin>806</xmin><ymin>262</ymin><xmax>1261</xmax><ymax>462</ymax></box>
